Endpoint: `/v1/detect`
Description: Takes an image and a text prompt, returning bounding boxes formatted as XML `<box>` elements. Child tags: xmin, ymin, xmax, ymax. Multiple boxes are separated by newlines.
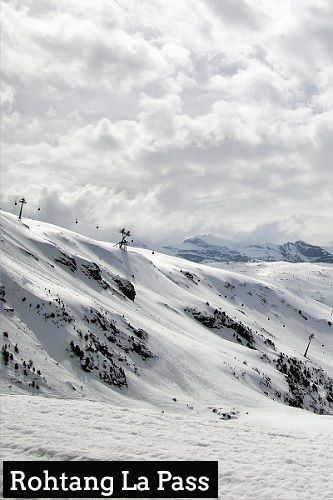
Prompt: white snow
<box><xmin>1</xmin><ymin>395</ymin><xmax>332</xmax><ymax>499</ymax></box>
<box><xmin>1</xmin><ymin>210</ymin><xmax>333</xmax><ymax>499</ymax></box>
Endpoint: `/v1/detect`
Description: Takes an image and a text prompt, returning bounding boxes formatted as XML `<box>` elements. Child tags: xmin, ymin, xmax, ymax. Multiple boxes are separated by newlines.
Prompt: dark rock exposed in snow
<box><xmin>113</xmin><ymin>276</ymin><xmax>136</xmax><ymax>301</ymax></box>
<box><xmin>82</xmin><ymin>262</ymin><xmax>110</xmax><ymax>290</ymax></box>
<box><xmin>54</xmin><ymin>251</ymin><xmax>77</xmax><ymax>272</ymax></box>
<box><xmin>185</xmin><ymin>306</ymin><xmax>257</xmax><ymax>349</ymax></box>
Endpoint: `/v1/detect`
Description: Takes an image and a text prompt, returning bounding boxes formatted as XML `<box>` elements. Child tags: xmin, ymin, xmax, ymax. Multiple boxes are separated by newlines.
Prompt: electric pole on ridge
<box><xmin>17</xmin><ymin>197</ymin><xmax>27</xmax><ymax>221</ymax></box>
<box><xmin>117</xmin><ymin>228</ymin><xmax>133</xmax><ymax>251</ymax></box>
<box><xmin>304</xmin><ymin>333</ymin><xmax>314</xmax><ymax>358</ymax></box>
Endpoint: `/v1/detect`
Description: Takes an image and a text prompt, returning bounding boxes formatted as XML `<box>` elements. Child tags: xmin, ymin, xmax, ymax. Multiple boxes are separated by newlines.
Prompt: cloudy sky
<box><xmin>1</xmin><ymin>0</ymin><xmax>333</xmax><ymax>246</ymax></box>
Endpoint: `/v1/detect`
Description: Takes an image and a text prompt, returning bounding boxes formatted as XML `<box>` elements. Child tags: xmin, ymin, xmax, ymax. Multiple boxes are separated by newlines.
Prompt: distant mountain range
<box><xmin>163</xmin><ymin>235</ymin><xmax>333</xmax><ymax>264</ymax></box>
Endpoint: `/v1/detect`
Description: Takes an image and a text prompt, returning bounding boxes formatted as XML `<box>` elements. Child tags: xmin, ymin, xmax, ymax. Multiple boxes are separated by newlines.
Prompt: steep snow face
<box><xmin>163</xmin><ymin>235</ymin><xmax>333</xmax><ymax>264</ymax></box>
<box><xmin>1</xmin><ymin>211</ymin><xmax>333</xmax><ymax>414</ymax></box>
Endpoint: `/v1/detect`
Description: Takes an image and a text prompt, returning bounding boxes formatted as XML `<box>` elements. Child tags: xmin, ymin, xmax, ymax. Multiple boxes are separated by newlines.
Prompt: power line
<box><xmin>11</xmin><ymin>197</ymin><xmax>133</xmax><ymax>244</ymax></box>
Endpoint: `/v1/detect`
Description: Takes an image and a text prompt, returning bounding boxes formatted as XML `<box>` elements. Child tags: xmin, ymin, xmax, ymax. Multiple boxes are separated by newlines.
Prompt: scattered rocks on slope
<box><xmin>275</xmin><ymin>352</ymin><xmax>333</xmax><ymax>415</ymax></box>
<box><xmin>54</xmin><ymin>251</ymin><xmax>77</xmax><ymax>272</ymax></box>
<box><xmin>83</xmin><ymin>308</ymin><xmax>154</xmax><ymax>360</ymax></box>
<box><xmin>25</xmin><ymin>250</ymin><xmax>39</xmax><ymax>261</ymax></box>
<box><xmin>1</xmin><ymin>341</ymin><xmax>46</xmax><ymax>391</ymax></box>
<box><xmin>40</xmin><ymin>297</ymin><xmax>74</xmax><ymax>325</ymax></box>
<box><xmin>67</xmin><ymin>307</ymin><xmax>157</xmax><ymax>388</ymax></box>
<box><xmin>210</xmin><ymin>407</ymin><xmax>239</xmax><ymax>420</ymax></box>
<box><xmin>180</xmin><ymin>270</ymin><xmax>199</xmax><ymax>285</ymax></box>
<box><xmin>70</xmin><ymin>337</ymin><xmax>127</xmax><ymax>388</ymax></box>
<box><xmin>81</xmin><ymin>263</ymin><xmax>110</xmax><ymax>290</ymax></box>
<box><xmin>113</xmin><ymin>276</ymin><xmax>136</xmax><ymax>301</ymax></box>
<box><xmin>185</xmin><ymin>307</ymin><xmax>257</xmax><ymax>349</ymax></box>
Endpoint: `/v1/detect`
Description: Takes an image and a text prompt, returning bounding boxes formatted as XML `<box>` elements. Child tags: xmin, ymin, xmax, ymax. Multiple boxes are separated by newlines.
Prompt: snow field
<box><xmin>1</xmin><ymin>395</ymin><xmax>332</xmax><ymax>500</ymax></box>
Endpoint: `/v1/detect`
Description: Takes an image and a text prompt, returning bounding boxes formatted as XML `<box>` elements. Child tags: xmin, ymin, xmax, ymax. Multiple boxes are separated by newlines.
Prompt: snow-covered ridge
<box><xmin>163</xmin><ymin>234</ymin><xmax>333</xmax><ymax>264</ymax></box>
<box><xmin>1</xmin><ymin>211</ymin><xmax>333</xmax><ymax>415</ymax></box>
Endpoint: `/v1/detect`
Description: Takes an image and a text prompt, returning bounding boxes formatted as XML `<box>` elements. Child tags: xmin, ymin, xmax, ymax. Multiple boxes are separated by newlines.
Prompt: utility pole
<box><xmin>117</xmin><ymin>228</ymin><xmax>133</xmax><ymax>251</ymax></box>
<box><xmin>18</xmin><ymin>197</ymin><xmax>27</xmax><ymax>221</ymax></box>
<box><xmin>304</xmin><ymin>333</ymin><xmax>314</xmax><ymax>358</ymax></box>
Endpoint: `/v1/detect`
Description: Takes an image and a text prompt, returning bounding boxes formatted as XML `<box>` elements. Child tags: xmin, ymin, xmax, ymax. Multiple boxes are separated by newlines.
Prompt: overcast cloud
<box><xmin>1</xmin><ymin>0</ymin><xmax>333</xmax><ymax>246</ymax></box>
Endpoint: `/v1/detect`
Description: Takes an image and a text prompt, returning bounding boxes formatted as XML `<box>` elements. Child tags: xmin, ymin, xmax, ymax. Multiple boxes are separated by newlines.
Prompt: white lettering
<box><xmin>27</xmin><ymin>476</ymin><xmax>42</xmax><ymax>492</ymax></box>
<box><xmin>100</xmin><ymin>476</ymin><xmax>114</xmax><ymax>497</ymax></box>
<box><xmin>60</xmin><ymin>473</ymin><xmax>69</xmax><ymax>491</ymax></box>
<box><xmin>43</xmin><ymin>470</ymin><xmax>59</xmax><ymax>491</ymax></box>
<box><xmin>123</xmin><ymin>470</ymin><xmax>137</xmax><ymax>491</ymax></box>
<box><xmin>68</xmin><ymin>477</ymin><xmax>82</xmax><ymax>492</ymax></box>
<box><xmin>185</xmin><ymin>476</ymin><xmax>197</xmax><ymax>491</ymax></box>
<box><xmin>157</xmin><ymin>471</ymin><xmax>172</xmax><ymax>490</ymax></box>
<box><xmin>137</xmin><ymin>476</ymin><xmax>149</xmax><ymax>491</ymax></box>
<box><xmin>171</xmin><ymin>476</ymin><xmax>184</xmax><ymax>491</ymax></box>
<box><xmin>10</xmin><ymin>471</ymin><xmax>26</xmax><ymax>491</ymax></box>
<box><xmin>198</xmin><ymin>476</ymin><xmax>209</xmax><ymax>491</ymax></box>
<box><xmin>84</xmin><ymin>476</ymin><xmax>99</xmax><ymax>491</ymax></box>
<box><xmin>122</xmin><ymin>472</ymin><xmax>149</xmax><ymax>491</ymax></box>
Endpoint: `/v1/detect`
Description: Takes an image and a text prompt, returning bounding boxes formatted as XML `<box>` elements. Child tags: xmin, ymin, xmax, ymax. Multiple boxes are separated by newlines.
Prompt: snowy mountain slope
<box><xmin>163</xmin><ymin>234</ymin><xmax>333</xmax><ymax>264</ymax></box>
<box><xmin>1</xmin><ymin>210</ymin><xmax>333</xmax><ymax>415</ymax></box>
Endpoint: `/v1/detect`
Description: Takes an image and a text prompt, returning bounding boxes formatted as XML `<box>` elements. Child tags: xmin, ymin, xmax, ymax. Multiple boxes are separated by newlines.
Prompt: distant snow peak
<box><xmin>164</xmin><ymin>236</ymin><xmax>333</xmax><ymax>264</ymax></box>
